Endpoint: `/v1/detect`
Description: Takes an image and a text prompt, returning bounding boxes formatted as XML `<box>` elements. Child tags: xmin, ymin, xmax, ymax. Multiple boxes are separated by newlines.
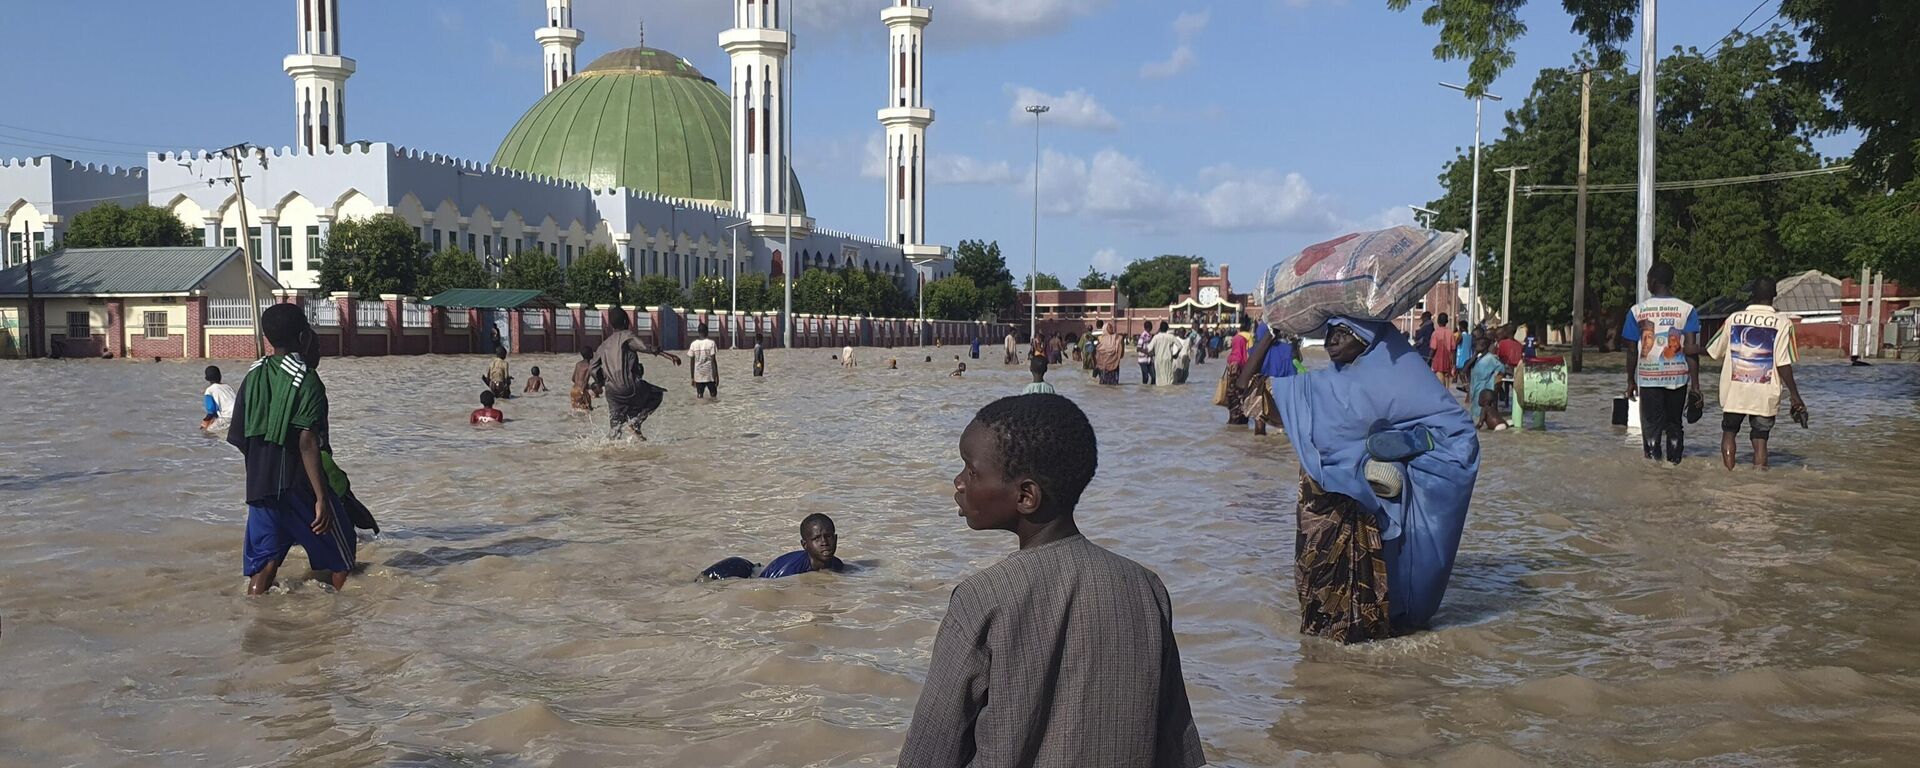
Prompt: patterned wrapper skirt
<box><xmin>1296</xmin><ymin>476</ymin><xmax>1394</xmax><ymax>643</ymax></box>
<box><xmin>1221</xmin><ymin>363</ymin><xmax>1248</xmax><ymax>422</ymax></box>
<box><xmin>1243</xmin><ymin>375</ymin><xmax>1283</xmax><ymax>428</ymax></box>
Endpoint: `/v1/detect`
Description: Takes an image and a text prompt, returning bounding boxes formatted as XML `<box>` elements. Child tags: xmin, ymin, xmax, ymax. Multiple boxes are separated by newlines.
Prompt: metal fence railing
<box><xmin>522</xmin><ymin>312</ymin><xmax>546</xmax><ymax>330</ymax></box>
<box><xmin>310</xmin><ymin>300</ymin><xmax>339</xmax><ymax>327</ymax></box>
<box><xmin>356</xmin><ymin>302</ymin><xmax>388</xmax><ymax>328</ymax></box>
<box><xmin>446</xmin><ymin>311</ymin><xmax>469</xmax><ymax>328</ymax></box>
<box><xmin>402</xmin><ymin>301</ymin><xmax>432</xmax><ymax>328</ymax></box>
<box><xmin>208</xmin><ymin>298</ymin><xmax>272</xmax><ymax>327</ymax></box>
<box><xmin>584</xmin><ymin>311</ymin><xmax>602</xmax><ymax>332</ymax></box>
<box><xmin>555</xmin><ymin>312</ymin><xmax>573</xmax><ymax>331</ymax></box>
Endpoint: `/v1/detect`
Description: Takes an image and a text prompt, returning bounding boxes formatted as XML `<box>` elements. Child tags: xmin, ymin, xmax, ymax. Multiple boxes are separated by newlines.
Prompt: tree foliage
<box><xmin>1025</xmin><ymin>272</ymin><xmax>1065</xmax><ymax>291</ymax></box>
<box><xmin>498</xmin><ymin>248</ymin><xmax>565</xmax><ymax>297</ymax></box>
<box><xmin>317</xmin><ymin>214</ymin><xmax>430</xmax><ymax>295</ymax></box>
<box><xmin>62</xmin><ymin>203</ymin><xmax>197</xmax><ymax>249</ymax></box>
<box><xmin>420</xmin><ymin>248</ymin><xmax>489</xmax><ymax>297</ymax></box>
<box><xmin>1076</xmin><ymin>267</ymin><xmax>1114</xmax><ymax>290</ymax></box>
<box><xmin>632</xmin><ymin>275</ymin><xmax>686</xmax><ymax>308</ymax></box>
<box><xmin>563</xmin><ymin>245</ymin><xmax>627</xmax><ymax>305</ymax></box>
<box><xmin>1391</xmin><ymin>0</ymin><xmax>1917</xmax><ymax>187</ymax></box>
<box><xmin>1424</xmin><ymin>33</ymin><xmax>1858</xmax><ymax>329</ymax></box>
<box><xmin>688</xmin><ymin>275</ymin><xmax>729</xmax><ymax>311</ymax></box>
<box><xmin>1117</xmin><ymin>255</ymin><xmax>1209</xmax><ymax>309</ymax></box>
<box><xmin>952</xmin><ymin>239</ymin><xmax>1017</xmax><ymax>318</ymax></box>
<box><xmin>923</xmin><ymin>275</ymin><xmax>983</xmax><ymax>321</ymax></box>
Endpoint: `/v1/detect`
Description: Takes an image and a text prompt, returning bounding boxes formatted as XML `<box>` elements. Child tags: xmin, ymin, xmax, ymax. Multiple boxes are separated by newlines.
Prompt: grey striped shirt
<box><xmin>899</xmin><ymin>534</ymin><xmax>1206</xmax><ymax>768</ymax></box>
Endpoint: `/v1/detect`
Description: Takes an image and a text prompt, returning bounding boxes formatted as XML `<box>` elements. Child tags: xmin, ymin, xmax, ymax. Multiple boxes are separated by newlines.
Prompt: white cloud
<box><xmin>570</xmin><ymin>0</ymin><xmax>1111</xmax><ymax>50</ymax></box>
<box><xmin>1008</xmin><ymin>86</ymin><xmax>1119</xmax><ymax>131</ymax></box>
<box><xmin>858</xmin><ymin>131</ymin><xmax>1016</xmax><ymax>185</ymax></box>
<box><xmin>1032</xmin><ymin>149</ymin><xmax>1343</xmax><ymax>233</ymax></box>
<box><xmin>1140</xmin><ymin>10</ymin><xmax>1208</xmax><ymax>79</ymax></box>
<box><xmin>1091</xmin><ymin>247</ymin><xmax>1125</xmax><ymax>273</ymax></box>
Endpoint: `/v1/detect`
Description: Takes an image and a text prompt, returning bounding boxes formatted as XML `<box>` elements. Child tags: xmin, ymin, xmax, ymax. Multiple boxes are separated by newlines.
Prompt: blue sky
<box><xmin>0</xmin><ymin>0</ymin><xmax>1856</xmax><ymax>286</ymax></box>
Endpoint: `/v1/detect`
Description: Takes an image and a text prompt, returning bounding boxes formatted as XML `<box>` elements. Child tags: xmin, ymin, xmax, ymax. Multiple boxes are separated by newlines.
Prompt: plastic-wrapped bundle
<box><xmin>1255</xmin><ymin>226</ymin><xmax>1466</xmax><ymax>337</ymax></box>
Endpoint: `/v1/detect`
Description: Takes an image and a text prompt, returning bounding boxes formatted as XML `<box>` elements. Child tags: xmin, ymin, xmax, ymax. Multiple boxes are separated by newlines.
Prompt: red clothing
<box><xmin>1228</xmin><ymin>331</ymin><xmax>1251</xmax><ymax>366</ymax></box>
<box><xmin>1496</xmin><ymin>338</ymin><xmax>1524</xmax><ymax>368</ymax></box>
<box><xmin>470</xmin><ymin>407</ymin><xmax>503</xmax><ymax>424</ymax></box>
<box><xmin>1430</xmin><ymin>328</ymin><xmax>1458</xmax><ymax>373</ymax></box>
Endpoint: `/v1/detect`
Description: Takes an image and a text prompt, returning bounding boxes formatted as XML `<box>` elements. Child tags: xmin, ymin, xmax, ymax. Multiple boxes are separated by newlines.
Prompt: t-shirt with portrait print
<box><xmin>1621</xmin><ymin>295</ymin><xmax>1699</xmax><ymax>389</ymax></box>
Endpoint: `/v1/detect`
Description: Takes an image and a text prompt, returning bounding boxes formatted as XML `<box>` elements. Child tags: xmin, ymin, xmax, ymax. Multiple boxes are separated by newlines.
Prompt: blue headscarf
<box><xmin>1272</xmin><ymin>317</ymin><xmax>1479</xmax><ymax>631</ymax></box>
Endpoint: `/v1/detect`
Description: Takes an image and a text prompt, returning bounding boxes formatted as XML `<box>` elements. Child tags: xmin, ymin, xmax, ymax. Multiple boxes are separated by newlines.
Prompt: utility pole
<box><xmin>23</xmin><ymin>226</ymin><xmax>36</xmax><ymax>358</ymax></box>
<box><xmin>1572</xmin><ymin>67</ymin><xmax>1593</xmax><ymax>372</ymax></box>
<box><xmin>221</xmin><ymin>143</ymin><xmax>266</xmax><ymax>358</ymax></box>
<box><xmin>1634</xmin><ymin>0</ymin><xmax>1658</xmax><ymax>304</ymax></box>
<box><xmin>1495</xmin><ymin>164</ymin><xmax>1529</xmax><ymax>324</ymax></box>
<box><xmin>1440</xmin><ymin>82</ymin><xmax>1501</xmax><ymax>328</ymax></box>
<box><xmin>781</xmin><ymin>3</ymin><xmax>796</xmax><ymax>350</ymax></box>
<box><xmin>1025</xmin><ymin>104</ymin><xmax>1049</xmax><ymax>343</ymax></box>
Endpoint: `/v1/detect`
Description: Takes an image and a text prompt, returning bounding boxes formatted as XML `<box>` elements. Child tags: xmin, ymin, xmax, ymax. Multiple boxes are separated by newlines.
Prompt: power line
<box><xmin>11</xmin><ymin>180</ymin><xmax>210</xmax><ymax>209</ymax></box>
<box><xmin>0</xmin><ymin>121</ymin><xmax>181</xmax><ymax>150</ymax></box>
<box><xmin>1523</xmin><ymin>164</ymin><xmax>1849</xmax><ymax>196</ymax></box>
<box><xmin>0</xmin><ymin>137</ymin><xmax>151</xmax><ymax>161</ymax></box>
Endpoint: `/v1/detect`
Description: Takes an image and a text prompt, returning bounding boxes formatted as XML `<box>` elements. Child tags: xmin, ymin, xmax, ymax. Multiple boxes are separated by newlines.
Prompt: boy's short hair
<box><xmin>698</xmin><ymin>322</ymin><xmax>710</xmax><ymax>336</ymax></box>
<box><xmin>801</xmin><ymin>513</ymin><xmax>834</xmax><ymax>534</ymax></box>
<box><xmin>608</xmin><ymin>310</ymin><xmax>631</xmax><ymax>331</ymax></box>
<box><xmin>1030</xmin><ymin>356</ymin><xmax>1049</xmax><ymax>375</ymax></box>
<box><xmin>260</xmin><ymin>304</ymin><xmax>310</xmax><ymax>350</ymax></box>
<box><xmin>1648</xmin><ymin>262</ymin><xmax>1675</xmax><ymax>287</ymax></box>
<box><xmin>204</xmin><ymin>365</ymin><xmax>222</xmax><ymax>383</ymax></box>
<box><xmin>580</xmin><ymin>347</ymin><xmax>593</xmax><ymax>360</ymax></box>
<box><xmin>530</xmin><ymin>366</ymin><xmax>541</xmax><ymax>376</ymax></box>
<box><xmin>972</xmin><ymin>393</ymin><xmax>1098</xmax><ymax>514</ymax></box>
<box><xmin>1437</xmin><ymin>313</ymin><xmax>1450</xmax><ymax>327</ymax></box>
<box><xmin>480</xmin><ymin>390</ymin><xmax>496</xmax><ymax>407</ymax></box>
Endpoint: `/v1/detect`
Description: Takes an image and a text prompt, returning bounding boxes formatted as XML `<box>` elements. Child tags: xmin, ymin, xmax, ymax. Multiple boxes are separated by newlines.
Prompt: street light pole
<box><xmin>782</xmin><ymin>1</ymin><xmax>797</xmax><ymax>350</ymax></box>
<box><xmin>726</xmin><ymin>220</ymin><xmax>749</xmax><ymax>349</ymax></box>
<box><xmin>1440</xmin><ymin>82</ymin><xmax>1501</xmax><ymax>329</ymax></box>
<box><xmin>1025</xmin><ymin>104</ymin><xmax>1049</xmax><ymax>343</ymax></box>
<box><xmin>1634</xmin><ymin>0</ymin><xmax>1658</xmax><ymax>304</ymax></box>
<box><xmin>1573</xmin><ymin>67</ymin><xmax>1593</xmax><ymax>372</ymax></box>
<box><xmin>1494</xmin><ymin>164</ymin><xmax>1529</xmax><ymax>324</ymax></box>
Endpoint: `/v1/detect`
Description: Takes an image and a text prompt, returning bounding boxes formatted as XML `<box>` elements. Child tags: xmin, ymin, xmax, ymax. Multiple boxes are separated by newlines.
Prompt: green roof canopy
<box><xmin>0</xmin><ymin>246</ymin><xmax>278</xmax><ymax>296</ymax></box>
<box><xmin>424</xmin><ymin>288</ymin><xmax>562</xmax><ymax>310</ymax></box>
<box><xmin>491</xmin><ymin>46</ymin><xmax>804</xmax><ymax>211</ymax></box>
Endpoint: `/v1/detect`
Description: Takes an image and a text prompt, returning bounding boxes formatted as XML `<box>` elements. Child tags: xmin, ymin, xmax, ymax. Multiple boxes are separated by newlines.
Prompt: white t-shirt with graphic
<box><xmin>1621</xmin><ymin>295</ymin><xmax>1700</xmax><ymax>389</ymax></box>
<box><xmin>688</xmin><ymin>338</ymin><xmax>719</xmax><ymax>383</ymax></box>
<box><xmin>1707</xmin><ymin>304</ymin><xmax>1798</xmax><ymax>416</ymax></box>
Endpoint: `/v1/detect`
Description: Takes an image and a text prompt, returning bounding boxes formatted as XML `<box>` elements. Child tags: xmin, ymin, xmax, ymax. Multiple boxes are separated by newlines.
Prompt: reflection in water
<box><xmin>1</xmin><ymin>351</ymin><xmax>1917</xmax><ymax>766</ymax></box>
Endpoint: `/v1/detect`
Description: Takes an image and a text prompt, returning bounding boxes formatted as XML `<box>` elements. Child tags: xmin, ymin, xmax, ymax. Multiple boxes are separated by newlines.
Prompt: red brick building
<box><xmin>1013</xmin><ymin>263</ymin><xmax>1251</xmax><ymax>341</ymax></box>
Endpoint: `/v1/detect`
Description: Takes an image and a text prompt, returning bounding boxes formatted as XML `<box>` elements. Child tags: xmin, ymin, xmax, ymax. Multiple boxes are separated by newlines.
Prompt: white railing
<box><xmin>585</xmin><ymin>311</ymin><xmax>602</xmax><ymax>331</ymax></box>
<box><xmin>446</xmin><ymin>311</ymin><xmax>469</xmax><ymax>328</ymax></box>
<box><xmin>522</xmin><ymin>312</ymin><xmax>546</xmax><ymax>330</ymax></box>
<box><xmin>555</xmin><ymin>312</ymin><xmax>574</xmax><ymax>331</ymax></box>
<box><xmin>310</xmin><ymin>300</ymin><xmax>339</xmax><ymax>327</ymax></box>
<box><xmin>402</xmin><ymin>300</ymin><xmax>432</xmax><ymax>328</ymax></box>
<box><xmin>207</xmin><ymin>298</ymin><xmax>271</xmax><ymax>327</ymax></box>
<box><xmin>356</xmin><ymin>302</ymin><xmax>387</xmax><ymax>328</ymax></box>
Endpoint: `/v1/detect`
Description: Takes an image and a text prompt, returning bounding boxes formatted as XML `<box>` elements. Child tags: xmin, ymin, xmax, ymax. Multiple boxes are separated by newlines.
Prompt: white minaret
<box><xmin>721</xmin><ymin>0</ymin><xmax>793</xmax><ymax>220</ymax></box>
<box><xmin>879</xmin><ymin>0</ymin><xmax>934</xmax><ymax>247</ymax></box>
<box><xmin>284</xmin><ymin>0</ymin><xmax>356</xmax><ymax>154</ymax></box>
<box><xmin>537</xmin><ymin>0</ymin><xmax>584</xmax><ymax>95</ymax></box>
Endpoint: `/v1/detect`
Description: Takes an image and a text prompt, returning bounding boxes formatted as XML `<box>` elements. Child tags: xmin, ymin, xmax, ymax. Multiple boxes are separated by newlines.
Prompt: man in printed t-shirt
<box><xmin>1707</xmin><ymin>276</ymin><xmax>1807</xmax><ymax>470</ymax></box>
<box><xmin>1620</xmin><ymin>263</ymin><xmax>1701</xmax><ymax>464</ymax></box>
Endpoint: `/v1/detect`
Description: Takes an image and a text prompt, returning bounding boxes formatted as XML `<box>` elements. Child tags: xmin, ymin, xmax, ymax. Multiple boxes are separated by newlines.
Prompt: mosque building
<box><xmin>1</xmin><ymin>0</ymin><xmax>953</xmax><ymax>300</ymax></box>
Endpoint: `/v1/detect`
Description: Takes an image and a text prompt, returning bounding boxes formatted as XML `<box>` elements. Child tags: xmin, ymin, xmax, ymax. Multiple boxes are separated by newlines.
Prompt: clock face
<box><xmin>1199</xmin><ymin>286</ymin><xmax>1220</xmax><ymax>304</ymax></box>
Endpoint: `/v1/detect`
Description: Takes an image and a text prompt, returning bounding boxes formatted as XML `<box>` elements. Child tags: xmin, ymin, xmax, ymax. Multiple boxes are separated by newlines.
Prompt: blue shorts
<box><xmin>244</xmin><ymin>490</ymin><xmax>357</xmax><ymax>576</ymax></box>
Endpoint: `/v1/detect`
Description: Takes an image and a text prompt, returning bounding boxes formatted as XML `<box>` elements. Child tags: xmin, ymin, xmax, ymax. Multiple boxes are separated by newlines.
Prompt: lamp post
<box><xmin>22</xmin><ymin>226</ymin><xmax>36</xmax><ymax>358</ymax></box>
<box><xmin>1025</xmin><ymin>104</ymin><xmax>1049</xmax><ymax>343</ymax></box>
<box><xmin>1439</xmin><ymin>81</ymin><xmax>1501</xmax><ymax>329</ymax></box>
<box><xmin>725</xmin><ymin>220</ymin><xmax>750</xmax><ymax>349</ymax></box>
<box><xmin>782</xmin><ymin>0</ymin><xmax>798</xmax><ymax>350</ymax></box>
<box><xmin>1494</xmin><ymin>164</ymin><xmax>1529</xmax><ymax>324</ymax></box>
<box><xmin>1634</xmin><ymin>0</ymin><xmax>1658</xmax><ymax>304</ymax></box>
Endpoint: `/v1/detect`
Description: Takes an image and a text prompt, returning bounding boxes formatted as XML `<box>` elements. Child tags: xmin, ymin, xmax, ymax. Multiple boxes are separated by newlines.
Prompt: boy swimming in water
<box><xmin>700</xmin><ymin>514</ymin><xmax>845</xmax><ymax>579</ymax></box>
<box><xmin>524</xmin><ymin>366</ymin><xmax>546</xmax><ymax>393</ymax></box>
<box><xmin>570</xmin><ymin>348</ymin><xmax>596</xmax><ymax>413</ymax></box>
<box><xmin>201</xmin><ymin>365</ymin><xmax>235</xmax><ymax>431</ymax></box>
<box><xmin>897</xmin><ymin>394</ymin><xmax>1204</xmax><ymax>768</ymax></box>
<box><xmin>471</xmin><ymin>391</ymin><xmax>504</xmax><ymax>425</ymax></box>
<box><xmin>950</xmin><ymin>361</ymin><xmax>967</xmax><ymax>378</ymax></box>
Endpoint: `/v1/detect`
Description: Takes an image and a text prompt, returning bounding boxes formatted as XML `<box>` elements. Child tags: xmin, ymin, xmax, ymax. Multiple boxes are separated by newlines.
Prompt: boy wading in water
<box><xmin>227</xmin><ymin>304</ymin><xmax>355</xmax><ymax>594</ymax></box>
<box><xmin>1708</xmin><ymin>276</ymin><xmax>1808</xmax><ymax>470</ymax></box>
<box><xmin>898</xmin><ymin>394</ymin><xmax>1206</xmax><ymax>768</ymax></box>
<box><xmin>590</xmin><ymin>310</ymin><xmax>680</xmax><ymax>439</ymax></box>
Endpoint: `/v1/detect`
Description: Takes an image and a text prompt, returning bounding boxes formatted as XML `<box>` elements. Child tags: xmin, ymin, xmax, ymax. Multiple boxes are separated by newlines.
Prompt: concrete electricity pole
<box><xmin>1025</xmin><ymin>104</ymin><xmax>1049</xmax><ymax>342</ymax></box>
<box><xmin>1495</xmin><ymin>164</ymin><xmax>1529</xmax><ymax>324</ymax></box>
<box><xmin>1572</xmin><ymin>67</ymin><xmax>1594</xmax><ymax>372</ymax></box>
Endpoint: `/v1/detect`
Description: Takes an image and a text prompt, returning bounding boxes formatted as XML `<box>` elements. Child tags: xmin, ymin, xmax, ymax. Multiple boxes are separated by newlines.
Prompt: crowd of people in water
<box><xmin>204</xmin><ymin>264</ymin><xmax>1814</xmax><ymax>765</ymax></box>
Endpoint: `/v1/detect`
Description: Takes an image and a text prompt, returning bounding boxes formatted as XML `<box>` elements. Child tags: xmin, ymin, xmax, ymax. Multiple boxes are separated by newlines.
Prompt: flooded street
<box><xmin>2</xmin><ymin>350</ymin><xmax>1918</xmax><ymax>767</ymax></box>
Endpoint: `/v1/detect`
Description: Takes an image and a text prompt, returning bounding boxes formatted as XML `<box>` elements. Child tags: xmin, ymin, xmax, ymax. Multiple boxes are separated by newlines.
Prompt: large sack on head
<box><xmin>1255</xmin><ymin>226</ymin><xmax>1466</xmax><ymax>338</ymax></box>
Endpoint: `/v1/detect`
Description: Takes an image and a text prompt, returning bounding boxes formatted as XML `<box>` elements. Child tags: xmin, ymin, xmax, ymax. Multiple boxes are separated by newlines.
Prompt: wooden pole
<box><xmin>1571</xmin><ymin>68</ymin><xmax>1592</xmax><ymax>372</ymax></box>
<box><xmin>227</xmin><ymin>147</ymin><xmax>266</xmax><ymax>358</ymax></box>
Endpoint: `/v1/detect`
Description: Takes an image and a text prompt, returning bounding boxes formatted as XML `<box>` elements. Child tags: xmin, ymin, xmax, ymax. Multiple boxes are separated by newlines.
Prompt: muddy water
<box><xmin>1</xmin><ymin>350</ymin><xmax>1917</xmax><ymax>767</ymax></box>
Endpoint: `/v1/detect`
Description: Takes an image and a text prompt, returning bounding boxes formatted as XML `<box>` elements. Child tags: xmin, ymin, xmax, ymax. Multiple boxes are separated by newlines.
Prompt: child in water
<box><xmin>524</xmin><ymin>366</ymin><xmax>547</xmax><ymax>394</ymax></box>
<box><xmin>700</xmin><ymin>514</ymin><xmax>845</xmax><ymax>579</ymax></box>
<box><xmin>481</xmin><ymin>349</ymin><xmax>513</xmax><ymax>398</ymax></box>
<box><xmin>951</xmin><ymin>361</ymin><xmax>967</xmax><ymax>378</ymax></box>
<box><xmin>201</xmin><ymin>365</ymin><xmax>236</xmax><ymax>431</ymax></box>
<box><xmin>1468</xmin><ymin>335</ymin><xmax>1509</xmax><ymax>431</ymax></box>
<box><xmin>569</xmin><ymin>348</ymin><xmax>596</xmax><ymax>413</ymax></box>
<box><xmin>470</xmin><ymin>390</ymin><xmax>504</xmax><ymax>425</ymax></box>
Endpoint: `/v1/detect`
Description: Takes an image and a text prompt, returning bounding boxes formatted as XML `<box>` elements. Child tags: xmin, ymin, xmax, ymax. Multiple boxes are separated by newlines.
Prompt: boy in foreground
<box><xmin>898</xmin><ymin>394</ymin><xmax>1205</xmax><ymax>768</ymax></box>
<box><xmin>699</xmin><ymin>513</ymin><xmax>845</xmax><ymax>580</ymax></box>
<box><xmin>226</xmin><ymin>304</ymin><xmax>355</xmax><ymax>594</ymax></box>
<box><xmin>471</xmin><ymin>391</ymin><xmax>504</xmax><ymax>425</ymax></box>
<box><xmin>201</xmin><ymin>365</ymin><xmax>236</xmax><ymax>431</ymax></box>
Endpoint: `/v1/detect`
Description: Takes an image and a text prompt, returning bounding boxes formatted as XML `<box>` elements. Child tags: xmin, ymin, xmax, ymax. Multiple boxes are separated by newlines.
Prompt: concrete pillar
<box><xmin>203</xmin><ymin>217</ymin><xmax>221</xmax><ymax>248</ymax></box>
<box><xmin>187</xmin><ymin>296</ymin><xmax>208</xmax><ymax>359</ymax></box>
<box><xmin>106</xmin><ymin>298</ymin><xmax>126</xmax><ymax>358</ymax></box>
<box><xmin>381</xmin><ymin>294</ymin><xmax>404</xmax><ymax>355</ymax></box>
<box><xmin>543</xmin><ymin>306</ymin><xmax>558</xmax><ymax>351</ymax></box>
<box><xmin>509</xmin><ymin>309</ymin><xmax>525</xmax><ymax>354</ymax></box>
<box><xmin>257</xmin><ymin>215</ymin><xmax>279</xmax><ymax>279</ymax></box>
<box><xmin>333</xmin><ymin>292</ymin><xmax>356</xmax><ymax>357</ymax></box>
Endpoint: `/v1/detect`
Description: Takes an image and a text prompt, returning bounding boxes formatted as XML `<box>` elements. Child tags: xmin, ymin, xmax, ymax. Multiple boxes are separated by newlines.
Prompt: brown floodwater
<box><xmin>1</xmin><ymin>349</ymin><xmax>1917</xmax><ymax>767</ymax></box>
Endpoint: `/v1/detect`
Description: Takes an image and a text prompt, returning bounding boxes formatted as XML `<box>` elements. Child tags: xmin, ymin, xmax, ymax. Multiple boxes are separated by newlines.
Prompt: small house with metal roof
<box><xmin>0</xmin><ymin>246</ymin><xmax>279</xmax><ymax>359</ymax></box>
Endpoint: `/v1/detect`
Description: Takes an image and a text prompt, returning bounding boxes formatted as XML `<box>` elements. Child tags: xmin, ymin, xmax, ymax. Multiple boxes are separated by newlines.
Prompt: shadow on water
<box><xmin>0</xmin><ymin>468</ymin><xmax>143</xmax><ymax>492</ymax></box>
<box><xmin>383</xmin><ymin>536</ymin><xmax>567</xmax><ymax>570</ymax></box>
<box><xmin>1434</xmin><ymin>551</ymin><xmax>1549</xmax><ymax>628</ymax></box>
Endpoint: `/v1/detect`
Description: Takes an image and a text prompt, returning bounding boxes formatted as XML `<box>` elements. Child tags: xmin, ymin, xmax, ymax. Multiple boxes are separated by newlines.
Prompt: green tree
<box><xmin>564</xmin><ymin>245</ymin><xmax>627</xmax><ymax>305</ymax></box>
<box><xmin>419</xmin><ymin>247</ymin><xmax>488</xmax><ymax>297</ymax></box>
<box><xmin>1389</xmin><ymin>0</ymin><xmax>1917</xmax><ymax>186</ymax></box>
<box><xmin>318</xmin><ymin>214</ymin><xmax>430</xmax><ymax>295</ymax></box>
<box><xmin>1783</xmin><ymin>176</ymin><xmax>1920</xmax><ymax>286</ymax></box>
<box><xmin>1076</xmin><ymin>267</ymin><xmax>1113</xmax><ymax>290</ymax></box>
<box><xmin>736</xmin><ymin>272</ymin><xmax>778</xmax><ymax>312</ymax></box>
<box><xmin>1025</xmin><ymin>272</ymin><xmax>1064</xmax><ymax>291</ymax></box>
<box><xmin>62</xmin><ymin>203</ymin><xmax>197</xmax><ymax>249</ymax></box>
<box><xmin>1117</xmin><ymin>255</ymin><xmax>1209</xmax><ymax>309</ymax></box>
<box><xmin>498</xmin><ymin>248</ymin><xmax>565</xmax><ymax>297</ymax></box>
<box><xmin>923</xmin><ymin>275</ymin><xmax>983</xmax><ymax>321</ymax></box>
<box><xmin>689</xmin><ymin>275</ymin><xmax>729</xmax><ymax>310</ymax></box>
<box><xmin>632</xmin><ymin>275</ymin><xmax>686</xmax><ymax>308</ymax></box>
<box><xmin>1423</xmin><ymin>33</ymin><xmax>1853</xmax><ymax>329</ymax></box>
<box><xmin>793</xmin><ymin>268</ymin><xmax>845</xmax><ymax>314</ymax></box>
<box><xmin>952</xmin><ymin>239</ymin><xmax>1016</xmax><ymax>318</ymax></box>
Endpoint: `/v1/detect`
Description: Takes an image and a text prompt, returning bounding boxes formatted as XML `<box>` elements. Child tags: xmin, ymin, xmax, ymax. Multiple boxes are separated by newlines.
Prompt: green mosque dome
<box><xmin>492</xmin><ymin>47</ymin><xmax>803</xmax><ymax>211</ymax></box>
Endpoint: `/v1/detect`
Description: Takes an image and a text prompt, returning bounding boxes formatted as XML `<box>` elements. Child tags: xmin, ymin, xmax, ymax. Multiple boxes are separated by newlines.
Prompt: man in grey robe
<box><xmin>590</xmin><ymin>310</ymin><xmax>679</xmax><ymax>439</ymax></box>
